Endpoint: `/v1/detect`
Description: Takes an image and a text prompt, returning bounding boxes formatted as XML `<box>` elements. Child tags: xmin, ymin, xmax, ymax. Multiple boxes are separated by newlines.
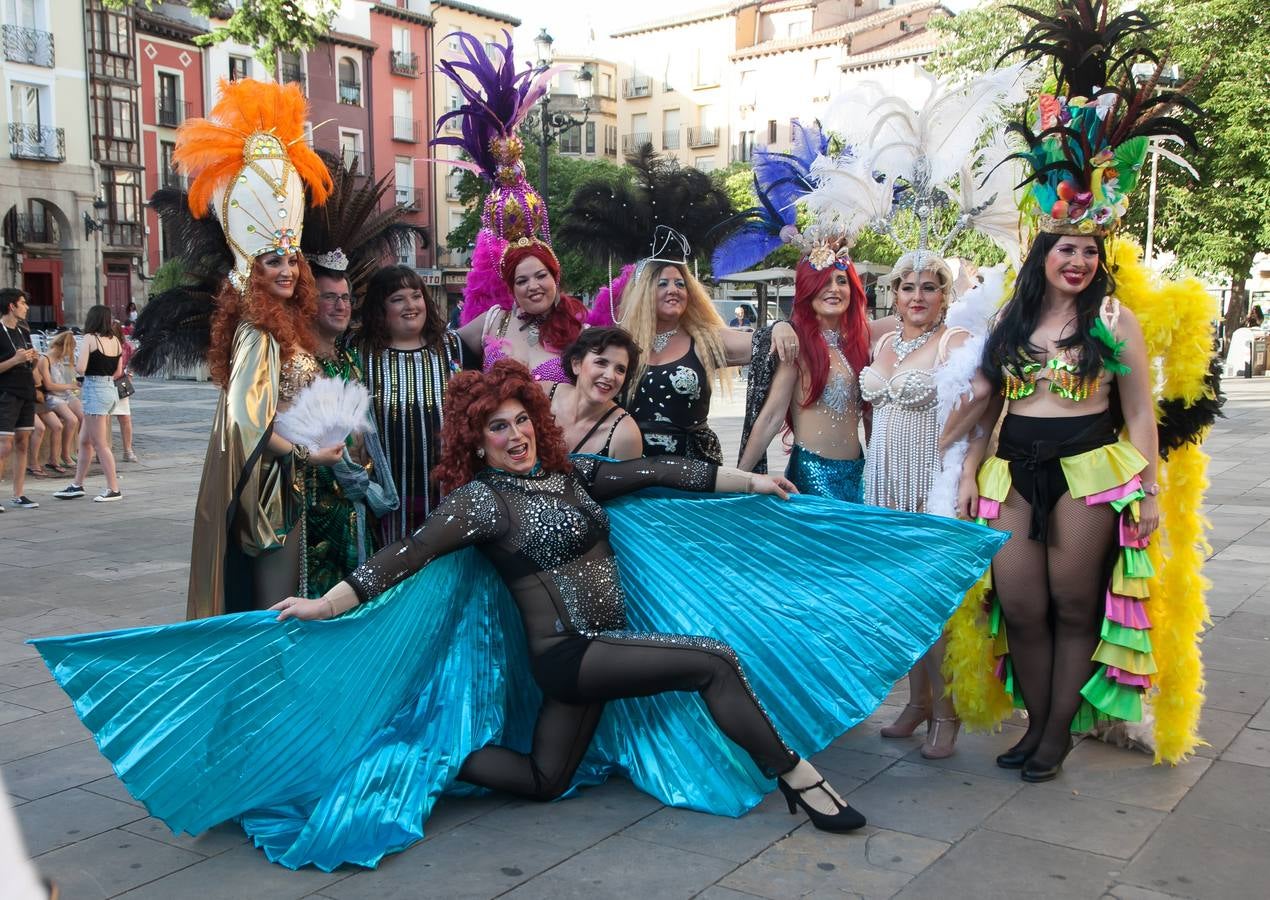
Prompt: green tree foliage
<box><xmin>446</xmin><ymin>142</ymin><xmax>629</xmax><ymax>297</ymax></box>
<box><xmin>104</xmin><ymin>1</ymin><xmax>339</xmax><ymax>68</ymax></box>
<box><xmin>1141</xmin><ymin>0</ymin><xmax>1270</xmax><ymax>335</ymax></box>
<box><xmin>928</xmin><ymin>0</ymin><xmax>1039</xmax><ymax>77</ymax></box>
<box><xmin>146</xmin><ymin>258</ymin><xmax>188</xmax><ymax>297</ymax></box>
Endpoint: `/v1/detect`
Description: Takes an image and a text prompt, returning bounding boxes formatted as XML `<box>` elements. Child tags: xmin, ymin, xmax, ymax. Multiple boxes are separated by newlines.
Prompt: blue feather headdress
<box><xmin>709</xmin><ymin>120</ymin><xmax>828</xmax><ymax>278</ymax></box>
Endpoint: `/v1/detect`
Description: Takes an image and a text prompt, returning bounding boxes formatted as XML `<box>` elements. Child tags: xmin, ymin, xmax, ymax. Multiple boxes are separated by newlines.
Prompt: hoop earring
<box><xmin>476</xmin><ymin>448</ymin><xmax>485</xmax><ymax>459</ymax></box>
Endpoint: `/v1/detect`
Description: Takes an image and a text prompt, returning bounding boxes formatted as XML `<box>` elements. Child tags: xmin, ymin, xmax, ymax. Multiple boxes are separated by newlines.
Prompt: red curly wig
<box><xmin>207</xmin><ymin>254</ymin><xmax>320</xmax><ymax>387</ymax></box>
<box><xmin>499</xmin><ymin>242</ymin><xmax>586</xmax><ymax>352</ymax></box>
<box><xmin>789</xmin><ymin>257</ymin><xmax>870</xmax><ymax>409</ymax></box>
<box><xmin>435</xmin><ymin>359</ymin><xmax>571</xmax><ymax>494</ymax></box>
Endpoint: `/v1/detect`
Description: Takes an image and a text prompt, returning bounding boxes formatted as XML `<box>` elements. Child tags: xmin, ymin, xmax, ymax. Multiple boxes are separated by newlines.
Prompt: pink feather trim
<box><xmin>459</xmin><ymin>229</ymin><xmax>514</xmax><ymax>326</ymax></box>
<box><xmin>587</xmin><ymin>264</ymin><xmax>634</xmax><ymax>328</ymax></box>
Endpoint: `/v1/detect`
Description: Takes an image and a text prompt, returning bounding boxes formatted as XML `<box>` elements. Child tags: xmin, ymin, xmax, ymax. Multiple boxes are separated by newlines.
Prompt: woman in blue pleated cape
<box><xmin>32</xmin><ymin>362</ymin><xmax>1005</xmax><ymax>871</ymax></box>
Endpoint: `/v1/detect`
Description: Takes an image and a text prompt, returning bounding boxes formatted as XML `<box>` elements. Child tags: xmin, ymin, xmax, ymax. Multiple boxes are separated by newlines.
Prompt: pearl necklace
<box><xmin>652</xmin><ymin>328</ymin><xmax>679</xmax><ymax>354</ymax></box>
<box><xmin>892</xmin><ymin>324</ymin><xmax>939</xmax><ymax>362</ymax></box>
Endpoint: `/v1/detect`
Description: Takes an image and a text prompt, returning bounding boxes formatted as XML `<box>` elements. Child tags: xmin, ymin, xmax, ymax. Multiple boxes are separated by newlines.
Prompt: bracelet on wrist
<box><xmin>292</xmin><ymin>443</ymin><xmax>310</xmax><ymax>467</ymax></box>
<box><xmin>1143</xmin><ymin>482</ymin><xmax>1161</xmax><ymax>496</ymax></box>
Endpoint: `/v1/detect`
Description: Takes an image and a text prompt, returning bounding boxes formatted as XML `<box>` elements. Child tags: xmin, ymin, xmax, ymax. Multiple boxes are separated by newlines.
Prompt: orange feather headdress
<box><xmin>174</xmin><ymin>79</ymin><xmax>332</xmax><ymax>290</ymax></box>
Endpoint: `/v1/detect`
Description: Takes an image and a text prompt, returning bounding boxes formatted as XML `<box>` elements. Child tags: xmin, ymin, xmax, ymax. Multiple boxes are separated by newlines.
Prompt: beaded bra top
<box><xmin>1000</xmin><ymin>298</ymin><xmax>1129</xmax><ymax>402</ymax></box>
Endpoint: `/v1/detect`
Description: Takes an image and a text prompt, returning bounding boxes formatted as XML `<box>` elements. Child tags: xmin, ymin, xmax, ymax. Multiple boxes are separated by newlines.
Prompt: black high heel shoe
<box><xmin>995</xmin><ymin>740</ymin><xmax>1035</xmax><ymax>770</ymax></box>
<box><xmin>1021</xmin><ymin>739</ymin><xmax>1074</xmax><ymax>783</ymax></box>
<box><xmin>777</xmin><ymin>779</ymin><xmax>867</xmax><ymax>833</ymax></box>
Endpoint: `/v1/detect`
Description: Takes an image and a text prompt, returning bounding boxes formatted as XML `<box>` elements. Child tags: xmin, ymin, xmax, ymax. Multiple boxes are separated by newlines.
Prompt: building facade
<box><xmin>136</xmin><ymin>4</ymin><xmax>206</xmax><ymax>280</ymax></box>
<box><xmin>611</xmin><ymin>0</ymin><xmax>949</xmax><ymax>172</ymax></box>
<box><xmin>543</xmin><ymin>50</ymin><xmax>619</xmax><ymax>166</ymax></box>
<box><xmin>429</xmin><ymin>1</ymin><xmax>520</xmax><ymax>310</ymax></box>
<box><xmin>0</xmin><ymin>0</ymin><xmax>97</xmax><ymax>326</ymax></box>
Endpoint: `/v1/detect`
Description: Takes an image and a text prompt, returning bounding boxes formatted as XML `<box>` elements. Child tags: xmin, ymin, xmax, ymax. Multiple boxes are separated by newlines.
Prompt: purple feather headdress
<box><xmin>433</xmin><ymin>31</ymin><xmax>560</xmax><ymax>324</ymax></box>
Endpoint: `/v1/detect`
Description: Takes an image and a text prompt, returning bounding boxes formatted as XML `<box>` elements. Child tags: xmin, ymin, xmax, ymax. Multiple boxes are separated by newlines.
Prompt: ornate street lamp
<box><xmin>523</xmin><ymin>28</ymin><xmax>594</xmax><ymax>207</ymax></box>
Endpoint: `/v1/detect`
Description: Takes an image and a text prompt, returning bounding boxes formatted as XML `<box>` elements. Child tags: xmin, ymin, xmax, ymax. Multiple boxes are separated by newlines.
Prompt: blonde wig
<box><xmin>618</xmin><ymin>261</ymin><xmax>731</xmax><ymax>399</ymax></box>
<box><xmin>887</xmin><ymin>251</ymin><xmax>956</xmax><ymax>304</ymax></box>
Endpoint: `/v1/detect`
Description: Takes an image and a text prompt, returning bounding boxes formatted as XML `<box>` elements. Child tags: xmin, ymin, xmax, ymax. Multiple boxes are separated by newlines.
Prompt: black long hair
<box><xmin>982</xmin><ymin>232</ymin><xmax>1116</xmax><ymax>390</ymax></box>
<box><xmin>358</xmin><ymin>265</ymin><xmax>446</xmax><ymax>353</ymax></box>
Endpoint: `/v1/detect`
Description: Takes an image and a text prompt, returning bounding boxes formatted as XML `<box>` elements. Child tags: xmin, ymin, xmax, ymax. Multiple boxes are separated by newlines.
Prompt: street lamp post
<box><xmin>524</xmin><ymin>28</ymin><xmax>594</xmax><ymax>208</ymax></box>
<box><xmin>1130</xmin><ymin>62</ymin><xmax>1182</xmax><ymax>269</ymax></box>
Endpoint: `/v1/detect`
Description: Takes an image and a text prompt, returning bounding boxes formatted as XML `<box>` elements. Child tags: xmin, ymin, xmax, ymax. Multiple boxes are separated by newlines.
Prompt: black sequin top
<box><xmin>346</xmin><ymin>456</ymin><xmax>716</xmax><ymax>658</ymax></box>
<box><xmin>627</xmin><ymin>339</ymin><xmax>723</xmax><ymax>464</ymax></box>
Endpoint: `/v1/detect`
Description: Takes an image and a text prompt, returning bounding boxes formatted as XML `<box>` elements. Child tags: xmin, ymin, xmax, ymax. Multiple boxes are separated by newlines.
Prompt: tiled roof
<box><xmin>729</xmin><ymin>0</ymin><xmax>946</xmax><ymax>61</ymax></box>
<box><xmin>842</xmin><ymin>29</ymin><xmax>941</xmax><ymax>68</ymax></box>
<box><xmin>611</xmin><ymin>2</ymin><xmax>760</xmax><ymax>38</ymax></box>
<box><xmin>430</xmin><ymin>1</ymin><xmax>521</xmax><ymax>27</ymax></box>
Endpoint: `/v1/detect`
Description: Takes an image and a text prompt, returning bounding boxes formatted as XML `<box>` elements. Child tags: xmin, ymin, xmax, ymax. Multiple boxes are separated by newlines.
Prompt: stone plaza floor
<box><xmin>1</xmin><ymin>375</ymin><xmax>1268</xmax><ymax>899</ymax></box>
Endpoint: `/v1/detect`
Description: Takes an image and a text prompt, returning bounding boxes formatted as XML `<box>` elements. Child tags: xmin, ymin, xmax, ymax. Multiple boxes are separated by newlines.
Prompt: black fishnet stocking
<box><xmin>990</xmin><ymin>488</ymin><xmax>1117</xmax><ymax>766</ymax></box>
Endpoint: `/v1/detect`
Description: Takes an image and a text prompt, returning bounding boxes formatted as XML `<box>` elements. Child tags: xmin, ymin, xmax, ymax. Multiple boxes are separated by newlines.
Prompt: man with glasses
<box><xmin>303</xmin><ymin>254</ymin><xmax>398</xmax><ymax>596</ymax></box>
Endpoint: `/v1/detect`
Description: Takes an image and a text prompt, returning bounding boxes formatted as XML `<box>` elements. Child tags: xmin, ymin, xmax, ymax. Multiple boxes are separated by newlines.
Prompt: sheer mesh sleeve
<box><xmin>572</xmin><ymin>455</ymin><xmax>717</xmax><ymax>504</ymax></box>
<box><xmin>346</xmin><ymin>479</ymin><xmax>507</xmax><ymax>603</ymax></box>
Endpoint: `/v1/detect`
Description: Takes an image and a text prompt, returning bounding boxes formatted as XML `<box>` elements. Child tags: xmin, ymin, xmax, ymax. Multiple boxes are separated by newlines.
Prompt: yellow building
<box><xmin>0</xmin><ymin>0</ymin><xmax>98</xmax><ymax>326</ymax></box>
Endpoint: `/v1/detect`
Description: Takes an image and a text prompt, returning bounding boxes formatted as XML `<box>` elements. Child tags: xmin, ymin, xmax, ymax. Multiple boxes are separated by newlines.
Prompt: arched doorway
<box><xmin>3</xmin><ymin>198</ymin><xmax>69</xmax><ymax>329</ymax></box>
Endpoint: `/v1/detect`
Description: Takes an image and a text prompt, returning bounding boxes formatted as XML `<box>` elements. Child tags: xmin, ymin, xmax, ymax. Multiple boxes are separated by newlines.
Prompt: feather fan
<box><xmin>274</xmin><ymin>378</ymin><xmax>371</xmax><ymax>454</ymax></box>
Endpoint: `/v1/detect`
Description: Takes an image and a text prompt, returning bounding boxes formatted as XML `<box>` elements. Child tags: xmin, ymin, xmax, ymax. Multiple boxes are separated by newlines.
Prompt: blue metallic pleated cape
<box><xmin>31</xmin><ymin>490</ymin><xmax>1005</xmax><ymax>870</ymax></box>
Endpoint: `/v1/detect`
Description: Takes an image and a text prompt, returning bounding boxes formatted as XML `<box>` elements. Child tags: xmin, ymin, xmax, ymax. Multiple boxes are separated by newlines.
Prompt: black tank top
<box><xmin>85</xmin><ymin>338</ymin><xmax>121</xmax><ymax>377</ymax></box>
<box><xmin>627</xmin><ymin>339</ymin><xmax>722</xmax><ymax>464</ymax></box>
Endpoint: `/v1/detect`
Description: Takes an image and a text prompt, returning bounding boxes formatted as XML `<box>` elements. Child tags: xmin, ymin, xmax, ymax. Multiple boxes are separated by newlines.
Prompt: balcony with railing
<box><xmin>280</xmin><ymin>62</ymin><xmax>305</xmax><ymax>91</ymax></box>
<box><xmin>106</xmin><ymin>221</ymin><xmax>143</xmax><ymax>249</ymax></box>
<box><xmin>2</xmin><ymin>24</ymin><xmax>54</xmax><ymax>67</ymax></box>
<box><xmin>338</xmin><ymin>80</ymin><xmax>361</xmax><ymax>105</ymax></box>
<box><xmin>3</xmin><ymin>211</ymin><xmax>58</xmax><ymax>245</ymax></box>
<box><xmin>687</xmin><ymin>126</ymin><xmax>718</xmax><ymax>148</ymax></box>
<box><xmin>395</xmin><ymin>186</ymin><xmax>424</xmax><ymax>210</ymax></box>
<box><xmin>156</xmin><ymin>97</ymin><xmax>190</xmax><ymax>128</ymax></box>
<box><xmin>621</xmin><ymin>132</ymin><xmax>652</xmax><ymax>153</ymax></box>
<box><xmin>390</xmin><ymin>50</ymin><xmax>418</xmax><ymax>77</ymax></box>
<box><xmin>662</xmin><ymin>128</ymin><xmax>681</xmax><ymax>151</ymax></box>
<box><xmin>622</xmin><ymin>76</ymin><xmax>651</xmax><ymax>99</ymax></box>
<box><xmin>392</xmin><ymin>117</ymin><xmax>420</xmax><ymax>142</ymax></box>
<box><xmin>8</xmin><ymin>123</ymin><xmax>64</xmax><ymax>162</ymax></box>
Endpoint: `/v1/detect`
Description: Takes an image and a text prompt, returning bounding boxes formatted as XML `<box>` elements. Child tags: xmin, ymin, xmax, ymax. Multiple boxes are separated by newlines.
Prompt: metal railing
<box><xmin>2</xmin><ymin>24</ymin><xmax>54</xmax><ymax>67</ymax></box>
<box><xmin>8</xmin><ymin>123</ymin><xmax>64</xmax><ymax>162</ymax></box>
<box><xmin>280</xmin><ymin>63</ymin><xmax>305</xmax><ymax>91</ymax></box>
<box><xmin>662</xmin><ymin>128</ymin><xmax>681</xmax><ymax>150</ymax></box>
<box><xmin>621</xmin><ymin>132</ymin><xmax>652</xmax><ymax>153</ymax></box>
<box><xmin>392</xmin><ymin>117</ymin><xmax>420</xmax><ymax>142</ymax></box>
<box><xmin>390</xmin><ymin>50</ymin><xmax>418</xmax><ymax>76</ymax></box>
<box><xmin>156</xmin><ymin>97</ymin><xmax>190</xmax><ymax>127</ymax></box>
<box><xmin>621</xmin><ymin>76</ymin><xmax>651</xmax><ymax>99</ymax></box>
<box><xmin>338</xmin><ymin>80</ymin><xmax>361</xmax><ymax>105</ymax></box>
<box><xmin>160</xmin><ymin>170</ymin><xmax>188</xmax><ymax>192</ymax></box>
<box><xmin>687</xmin><ymin>126</ymin><xmax>718</xmax><ymax>148</ymax></box>
<box><xmin>3</xmin><ymin>212</ymin><xmax>57</xmax><ymax>245</ymax></box>
<box><xmin>395</xmin><ymin>187</ymin><xmax>424</xmax><ymax>210</ymax></box>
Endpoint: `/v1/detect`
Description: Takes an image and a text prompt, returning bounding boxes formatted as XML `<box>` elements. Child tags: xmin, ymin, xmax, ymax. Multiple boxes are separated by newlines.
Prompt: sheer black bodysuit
<box><xmin>346</xmin><ymin>455</ymin><xmax>798</xmax><ymax>801</ymax></box>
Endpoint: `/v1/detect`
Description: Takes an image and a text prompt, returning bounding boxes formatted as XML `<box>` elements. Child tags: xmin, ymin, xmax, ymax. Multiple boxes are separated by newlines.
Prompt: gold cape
<box><xmin>187</xmin><ymin>323</ymin><xmax>298</xmax><ymax>619</ymax></box>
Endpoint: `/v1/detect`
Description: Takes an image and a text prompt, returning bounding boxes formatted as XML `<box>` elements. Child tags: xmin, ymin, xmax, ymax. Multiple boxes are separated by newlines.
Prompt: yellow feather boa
<box><xmin>945</xmin><ymin>240</ymin><xmax>1214</xmax><ymax>761</ymax></box>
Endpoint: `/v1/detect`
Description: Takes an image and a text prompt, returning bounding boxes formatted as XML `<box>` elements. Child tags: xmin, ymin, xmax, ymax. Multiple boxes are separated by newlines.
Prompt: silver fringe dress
<box><xmin>860</xmin><ymin>366</ymin><xmax>940</xmax><ymax>512</ymax></box>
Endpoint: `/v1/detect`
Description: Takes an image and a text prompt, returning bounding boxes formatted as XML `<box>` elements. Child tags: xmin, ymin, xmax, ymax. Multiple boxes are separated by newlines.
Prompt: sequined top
<box><xmin>628</xmin><ymin>339</ymin><xmax>723</xmax><ymax>464</ymax></box>
<box><xmin>279</xmin><ymin>352</ymin><xmax>322</xmax><ymax>404</ymax></box>
<box><xmin>346</xmin><ymin>456</ymin><xmax>716</xmax><ymax>658</ymax></box>
<box><xmin>482</xmin><ymin>309</ymin><xmax>571</xmax><ymax>384</ymax></box>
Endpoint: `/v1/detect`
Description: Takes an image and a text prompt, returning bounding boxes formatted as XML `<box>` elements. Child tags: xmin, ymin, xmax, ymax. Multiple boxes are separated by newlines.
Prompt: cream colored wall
<box><xmin>548</xmin><ymin>53</ymin><xmax>618</xmax><ymax>163</ymax></box>
<box><xmin>612</xmin><ymin>14</ymin><xmax>738</xmax><ymax>171</ymax></box>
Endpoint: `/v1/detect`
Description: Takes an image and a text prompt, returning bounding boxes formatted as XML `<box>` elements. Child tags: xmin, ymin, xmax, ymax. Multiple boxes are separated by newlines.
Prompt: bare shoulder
<box><xmin>869</xmin><ymin>315</ymin><xmax>899</xmax><ymax>341</ymax></box>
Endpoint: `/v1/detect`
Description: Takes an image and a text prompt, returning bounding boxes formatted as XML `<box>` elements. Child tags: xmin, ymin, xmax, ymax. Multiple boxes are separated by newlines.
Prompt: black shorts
<box><xmin>0</xmin><ymin>389</ymin><xmax>35</xmax><ymax>434</ymax></box>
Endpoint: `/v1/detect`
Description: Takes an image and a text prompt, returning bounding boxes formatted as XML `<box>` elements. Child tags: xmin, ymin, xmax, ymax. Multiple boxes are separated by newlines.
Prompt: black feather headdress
<box><xmin>557</xmin><ymin>145</ymin><xmax>734</xmax><ymax>267</ymax></box>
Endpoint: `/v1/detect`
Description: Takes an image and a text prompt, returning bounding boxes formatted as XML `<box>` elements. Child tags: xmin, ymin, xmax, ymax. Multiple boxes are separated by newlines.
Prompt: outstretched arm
<box><xmin>573</xmin><ymin>455</ymin><xmax>797</xmax><ymax>505</ymax></box>
<box><xmin>273</xmin><ymin>480</ymin><xmax>507</xmax><ymax>620</ymax></box>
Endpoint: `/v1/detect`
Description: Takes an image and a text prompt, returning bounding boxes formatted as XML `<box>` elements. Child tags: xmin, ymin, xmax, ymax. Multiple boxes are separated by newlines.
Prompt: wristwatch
<box><xmin>1143</xmin><ymin>482</ymin><xmax>1161</xmax><ymax>496</ymax></box>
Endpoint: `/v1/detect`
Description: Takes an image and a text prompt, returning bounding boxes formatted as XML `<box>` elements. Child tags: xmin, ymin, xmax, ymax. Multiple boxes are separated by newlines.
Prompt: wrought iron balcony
<box><xmin>3</xmin><ymin>211</ymin><xmax>57</xmax><ymax>245</ymax></box>
<box><xmin>622</xmin><ymin>76</ymin><xmax>651</xmax><ymax>99</ymax></box>
<box><xmin>621</xmin><ymin>132</ymin><xmax>652</xmax><ymax>153</ymax></box>
<box><xmin>662</xmin><ymin>129</ymin><xmax>681</xmax><ymax>150</ymax></box>
<box><xmin>338</xmin><ymin>80</ymin><xmax>361</xmax><ymax>105</ymax></box>
<box><xmin>395</xmin><ymin>187</ymin><xmax>425</xmax><ymax>210</ymax></box>
<box><xmin>157</xmin><ymin>97</ymin><xmax>190</xmax><ymax>128</ymax></box>
<box><xmin>280</xmin><ymin>63</ymin><xmax>305</xmax><ymax>91</ymax></box>
<box><xmin>688</xmin><ymin>127</ymin><xmax>718</xmax><ymax>148</ymax></box>
<box><xmin>390</xmin><ymin>51</ymin><xmax>418</xmax><ymax>77</ymax></box>
<box><xmin>8</xmin><ymin>123</ymin><xmax>64</xmax><ymax>162</ymax></box>
<box><xmin>392</xmin><ymin>117</ymin><xmax>420</xmax><ymax>142</ymax></box>
<box><xmin>2</xmin><ymin>24</ymin><xmax>54</xmax><ymax>67</ymax></box>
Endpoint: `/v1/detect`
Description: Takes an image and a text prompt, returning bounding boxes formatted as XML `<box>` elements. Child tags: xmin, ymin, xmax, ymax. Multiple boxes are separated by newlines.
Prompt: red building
<box><xmin>135</xmin><ymin>6</ymin><xmax>206</xmax><ymax>278</ymax></box>
<box><xmin>368</xmin><ymin>1</ymin><xmax>435</xmax><ymax>269</ymax></box>
<box><xmin>287</xmin><ymin>32</ymin><xmax>376</xmax><ymax>188</ymax></box>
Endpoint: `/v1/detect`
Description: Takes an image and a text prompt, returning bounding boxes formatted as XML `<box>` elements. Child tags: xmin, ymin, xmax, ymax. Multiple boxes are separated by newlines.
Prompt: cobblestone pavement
<box><xmin>1</xmin><ymin>376</ymin><xmax>1268</xmax><ymax>899</ymax></box>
